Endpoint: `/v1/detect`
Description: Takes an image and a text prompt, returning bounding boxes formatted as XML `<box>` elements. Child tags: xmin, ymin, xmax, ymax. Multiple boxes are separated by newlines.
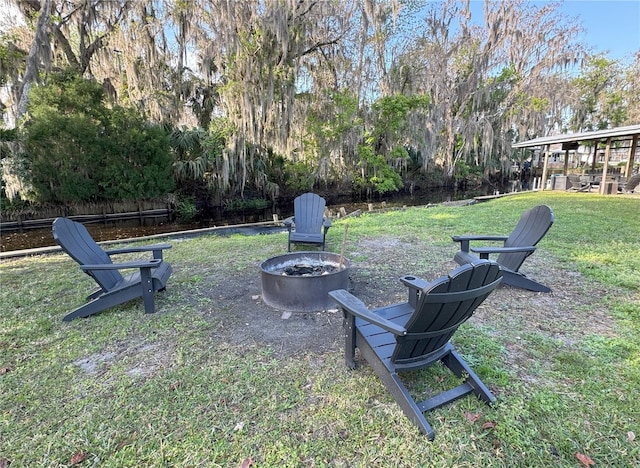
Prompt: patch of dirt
<box><xmin>195</xmin><ymin>266</ymin><xmax>346</xmax><ymax>356</ymax></box>
<box><xmin>74</xmin><ymin>339</ymin><xmax>176</xmax><ymax>379</ymax></box>
<box><xmin>188</xmin><ymin>235</ymin><xmax>617</xmax><ymax>367</ymax></box>
<box><xmin>193</xmin><ymin>236</ymin><xmax>447</xmax><ymax>356</ymax></box>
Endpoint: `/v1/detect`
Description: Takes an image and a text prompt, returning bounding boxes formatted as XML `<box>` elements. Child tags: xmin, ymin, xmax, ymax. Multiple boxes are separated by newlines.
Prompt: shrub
<box><xmin>174</xmin><ymin>196</ymin><xmax>198</xmax><ymax>222</ymax></box>
<box><xmin>21</xmin><ymin>70</ymin><xmax>174</xmax><ymax>203</ymax></box>
<box><xmin>353</xmin><ymin>144</ymin><xmax>403</xmax><ymax>196</ymax></box>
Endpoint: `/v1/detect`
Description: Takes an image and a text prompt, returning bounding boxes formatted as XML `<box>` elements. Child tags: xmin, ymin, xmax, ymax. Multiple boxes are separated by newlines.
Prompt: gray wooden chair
<box><xmin>452</xmin><ymin>205</ymin><xmax>554</xmax><ymax>293</ymax></box>
<box><xmin>283</xmin><ymin>193</ymin><xmax>332</xmax><ymax>251</ymax></box>
<box><xmin>329</xmin><ymin>260</ymin><xmax>503</xmax><ymax>439</ymax></box>
<box><xmin>52</xmin><ymin>217</ymin><xmax>172</xmax><ymax>322</ymax></box>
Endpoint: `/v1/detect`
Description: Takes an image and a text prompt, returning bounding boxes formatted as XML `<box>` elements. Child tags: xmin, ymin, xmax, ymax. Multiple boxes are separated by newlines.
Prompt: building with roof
<box><xmin>512</xmin><ymin>124</ymin><xmax>640</xmax><ymax>194</ymax></box>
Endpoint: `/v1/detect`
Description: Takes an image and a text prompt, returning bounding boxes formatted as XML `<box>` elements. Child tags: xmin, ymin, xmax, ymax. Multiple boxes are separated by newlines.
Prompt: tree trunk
<box><xmin>16</xmin><ymin>0</ymin><xmax>52</xmax><ymax>122</ymax></box>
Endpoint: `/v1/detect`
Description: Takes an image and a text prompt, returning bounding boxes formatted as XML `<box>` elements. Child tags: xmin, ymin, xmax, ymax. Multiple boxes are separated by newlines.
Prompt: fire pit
<box><xmin>260</xmin><ymin>251</ymin><xmax>351</xmax><ymax>312</ymax></box>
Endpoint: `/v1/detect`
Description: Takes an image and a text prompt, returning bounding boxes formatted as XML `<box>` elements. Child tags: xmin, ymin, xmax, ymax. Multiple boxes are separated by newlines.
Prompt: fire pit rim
<box><xmin>259</xmin><ymin>250</ymin><xmax>351</xmax><ymax>275</ymax></box>
<box><xmin>259</xmin><ymin>251</ymin><xmax>351</xmax><ymax>312</ymax></box>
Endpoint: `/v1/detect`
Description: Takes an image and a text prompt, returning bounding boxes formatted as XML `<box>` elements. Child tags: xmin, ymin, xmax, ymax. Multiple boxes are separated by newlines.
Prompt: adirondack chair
<box><xmin>451</xmin><ymin>205</ymin><xmax>554</xmax><ymax>293</ymax></box>
<box><xmin>329</xmin><ymin>260</ymin><xmax>503</xmax><ymax>439</ymax></box>
<box><xmin>283</xmin><ymin>193</ymin><xmax>332</xmax><ymax>251</ymax></box>
<box><xmin>52</xmin><ymin>217</ymin><xmax>173</xmax><ymax>322</ymax></box>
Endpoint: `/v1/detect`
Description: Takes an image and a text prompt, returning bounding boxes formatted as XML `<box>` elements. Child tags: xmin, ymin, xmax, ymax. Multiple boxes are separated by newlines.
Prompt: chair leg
<box><xmin>63</xmin><ymin>299</ymin><xmax>110</xmax><ymax>322</ymax></box>
<box><xmin>344</xmin><ymin>314</ymin><xmax>357</xmax><ymax>369</ymax></box>
<box><xmin>356</xmin><ymin>333</ymin><xmax>436</xmax><ymax>439</ymax></box>
<box><xmin>86</xmin><ymin>289</ymin><xmax>104</xmax><ymax>301</ymax></box>
<box><xmin>441</xmin><ymin>347</ymin><xmax>496</xmax><ymax>404</ymax></box>
<box><xmin>379</xmin><ymin>372</ymin><xmax>436</xmax><ymax>440</ymax></box>
<box><xmin>501</xmin><ymin>271</ymin><xmax>551</xmax><ymax>293</ymax></box>
<box><xmin>63</xmin><ymin>288</ymin><xmax>140</xmax><ymax>321</ymax></box>
<box><xmin>140</xmin><ymin>268</ymin><xmax>156</xmax><ymax>314</ymax></box>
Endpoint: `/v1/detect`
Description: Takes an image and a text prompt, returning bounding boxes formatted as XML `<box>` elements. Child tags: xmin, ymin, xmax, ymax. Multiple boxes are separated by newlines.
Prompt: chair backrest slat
<box><xmin>392</xmin><ymin>261</ymin><xmax>502</xmax><ymax>364</ymax></box>
<box><xmin>52</xmin><ymin>218</ymin><xmax>122</xmax><ymax>291</ymax></box>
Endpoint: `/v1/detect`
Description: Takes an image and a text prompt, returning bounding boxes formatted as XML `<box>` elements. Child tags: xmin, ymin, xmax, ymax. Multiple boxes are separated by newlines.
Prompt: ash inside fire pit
<box><xmin>282</xmin><ymin>263</ymin><xmax>337</xmax><ymax>276</ymax></box>
<box><xmin>260</xmin><ymin>251</ymin><xmax>350</xmax><ymax>312</ymax></box>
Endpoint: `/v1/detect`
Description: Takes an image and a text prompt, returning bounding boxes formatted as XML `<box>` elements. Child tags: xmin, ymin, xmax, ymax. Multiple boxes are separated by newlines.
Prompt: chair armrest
<box><xmin>451</xmin><ymin>234</ymin><xmax>509</xmax><ymax>242</ymax></box>
<box><xmin>106</xmin><ymin>243</ymin><xmax>172</xmax><ymax>255</ymax></box>
<box><xmin>106</xmin><ymin>243</ymin><xmax>171</xmax><ymax>261</ymax></box>
<box><xmin>471</xmin><ymin>245</ymin><xmax>536</xmax><ymax>255</ymax></box>
<box><xmin>329</xmin><ymin>289</ymin><xmax>407</xmax><ymax>336</ymax></box>
<box><xmin>451</xmin><ymin>235</ymin><xmax>509</xmax><ymax>242</ymax></box>
<box><xmin>452</xmin><ymin>235</ymin><xmax>509</xmax><ymax>252</ymax></box>
<box><xmin>399</xmin><ymin>275</ymin><xmax>429</xmax><ymax>307</ymax></box>
<box><xmin>400</xmin><ymin>275</ymin><xmax>429</xmax><ymax>290</ymax></box>
<box><xmin>322</xmin><ymin>218</ymin><xmax>331</xmax><ymax>235</ymax></box>
<box><xmin>80</xmin><ymin>258</ymin><xmax>163</xmax><ymax>270</ymax></box>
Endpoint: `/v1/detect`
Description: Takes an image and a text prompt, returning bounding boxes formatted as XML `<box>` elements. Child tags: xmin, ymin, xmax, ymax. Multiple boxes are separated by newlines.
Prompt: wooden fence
<box><xmin>1</xmin><ymin>201</ymin><xmax>173</xmax><ymax>232</ymax></box>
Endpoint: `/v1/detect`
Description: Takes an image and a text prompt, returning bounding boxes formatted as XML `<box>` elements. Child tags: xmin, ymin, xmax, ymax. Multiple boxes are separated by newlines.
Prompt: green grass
<box><xmin>1</xmin><ymin>192</ymin><xmax>639</xmax><ymax>467</ymax></box>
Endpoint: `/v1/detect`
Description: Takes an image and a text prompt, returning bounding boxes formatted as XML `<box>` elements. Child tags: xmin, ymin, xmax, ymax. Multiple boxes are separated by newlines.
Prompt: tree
<box><xmin>570</xmin><ymin>55</ymin><xmax>626</xmax><ymax>132</ymax></box>
<box><xmin>3</xmin><ymin>0</ymin><xmax>634</xmax><ymax>208</ymax></box>
<box><xmin>170</xmin><ymin>119</ymin><xmax>235</xmax><ymax>206</ymax></box>
<box><xmin>192</xmin><ymin>0</ymin><xmax>354</xmax><ymax>197</ymax></box>
<box><xmin>15</xmin><ymin>0</ymin><xmax>52</xmax><ymax>122</ymax></box>
<box><xmin>621</xmin><ymin>54</ymin><xmax>640</xmax><ymax>125</ymax></box>
<box><xmin>5</xmin><ymin>0</ymin><xmax>193</xmax><ymax>125</ymax></box>
<box><xmin>396</xmin><ymin>0</ymin><xmax>582</xmax><ymax>178</ymax></box>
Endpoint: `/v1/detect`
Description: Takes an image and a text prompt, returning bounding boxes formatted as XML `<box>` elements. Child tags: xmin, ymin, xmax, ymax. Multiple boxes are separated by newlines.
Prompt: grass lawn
<box><xmin>1</xmin><ymin>191</ymin><xmax>639</xmax><ymax>467</ymax></box>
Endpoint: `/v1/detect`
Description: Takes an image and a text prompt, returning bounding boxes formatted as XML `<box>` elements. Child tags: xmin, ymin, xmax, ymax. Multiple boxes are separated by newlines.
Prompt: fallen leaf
<box><xmin>70</xmin><ymin>452</ymin><xmax>86</xmax><ymax>465</ymax></box>
<box><xmin>114</xmin><ymin>439</ymin><xmax>130</xmax><ymax>451</ymax></box>
<box><xmin>239</xmin><ymin>456</ymin><xmax>254</xmax><ymax>468</ymax></box>
<box><xmin>628</xmin><ymin>431</ymin><xmax>636</xmax><ymax>442</ymax></box>
<box><xmin>576</xmin><ymin>452</ymin><xmax>595</xmax><ymax>466</ymax></box>
<box><xmin>234</xmin><ymin>421</ymin><xmax>245</xmax><ymax>431</ymax></box>
<box><xmin>251</xmin><ymin>295</ymin><xmax>260</xmax><ymax>301</ymax></box>
<box><xmin>170</xmin><ymin>381</ymin><xmax>181</xmax><ymax>391</ymax></box>
<box><xmin>482</xmin><ymin>421</ymin><xmax>497</xmax><ymax>430</ymax></box>
<box><xmin>464</xmin><ymin>411</ymin><xmax>480</xmax><ymax>422</ymax></box>
<box><xmin>0</xmin><ymin>366</ymin><xmax>12</xmax><ymax>375</ymax></box>
<box><xmin>0</xmin><ymin>458</ymin><xmax>10</xmax><ymax>468</ymax></box>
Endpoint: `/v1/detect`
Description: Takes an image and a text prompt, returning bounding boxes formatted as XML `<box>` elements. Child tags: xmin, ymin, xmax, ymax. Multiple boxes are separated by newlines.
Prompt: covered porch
<box><xmin>512</xmin><ymin>124</ymin><xmax>640</xmax><ymax>194</ymax></box>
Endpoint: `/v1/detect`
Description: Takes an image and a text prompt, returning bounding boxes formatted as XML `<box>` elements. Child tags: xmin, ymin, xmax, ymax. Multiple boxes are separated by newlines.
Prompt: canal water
<box><xmin>1</xmin><ymin>188</ymin><xmax>494</xmax><ymax>252</ymax></box>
